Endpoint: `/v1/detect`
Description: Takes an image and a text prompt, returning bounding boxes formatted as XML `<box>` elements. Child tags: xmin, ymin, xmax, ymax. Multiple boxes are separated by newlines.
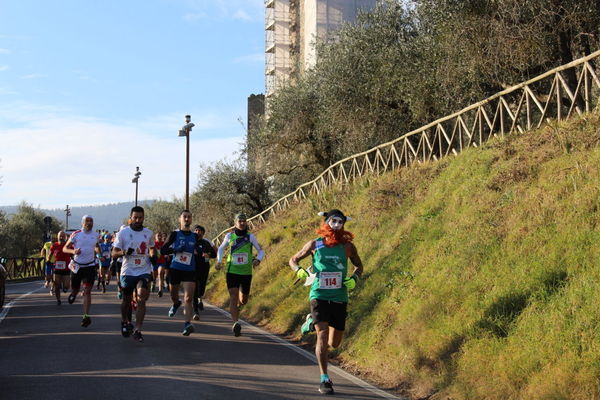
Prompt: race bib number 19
<box><xmin>319</xmin><ymin>272</ymin><xmax>342</xmax><ymax>289</ymax></box>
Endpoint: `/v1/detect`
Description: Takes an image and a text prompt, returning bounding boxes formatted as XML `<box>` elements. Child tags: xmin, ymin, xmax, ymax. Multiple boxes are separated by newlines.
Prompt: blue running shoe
<box><xmin>168</xmin><ymin>300</ymin><xmax>182</xmax><ymax>317</ymax></box>
<box><xmin>182</xmin><ymin>322</ymin><xmax>194</xmax><ymax>336</ymax></box>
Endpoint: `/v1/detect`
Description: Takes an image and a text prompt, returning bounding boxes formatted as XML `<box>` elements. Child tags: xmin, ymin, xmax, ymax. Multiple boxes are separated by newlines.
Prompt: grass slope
<box><xmin>206</xmin><ymin>112</ymin><xmax>600</xmax><ymax>400</ymax></box>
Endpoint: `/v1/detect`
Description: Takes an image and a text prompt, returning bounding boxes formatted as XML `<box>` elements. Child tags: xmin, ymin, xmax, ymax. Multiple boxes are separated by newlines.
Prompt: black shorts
<box><xmin>53</xmin><ymin>270</ymin><xmax>70</xmax><ymax>277</ymax></box>
<box><xmin>169</xmin><ymin>268</ymin><xmax>196</xmax><ymax>285</ymax></box>
<box><xmin>226</xmin><ymin>273</ymin><xmax>252</xmax><ymax>295</ymax></box>
<box><xmin>71</xmin><ymin>267</ymin><xmax>96</xmax><ymax>289</ymax></box>
<box><xmin>310</xmin><ymin>299</ymin><xmax>348</xmax><ymax>331</ymax></box>
<box><xmin>110</xmin><ymin>259</ymin><xmax>122</xmax><ymax>275</ymax></box>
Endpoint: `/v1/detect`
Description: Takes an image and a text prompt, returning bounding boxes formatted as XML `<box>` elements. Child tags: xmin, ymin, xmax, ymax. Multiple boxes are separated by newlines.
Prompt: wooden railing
<box><xmin>214</xmin><ymin>50</ymin><xmax>600</xmax><ymax>245</ymax></box>
<box><xmin>1</xmin><ymin>257</ymin><xmax>45</xmax><ymax>280</ymax></box>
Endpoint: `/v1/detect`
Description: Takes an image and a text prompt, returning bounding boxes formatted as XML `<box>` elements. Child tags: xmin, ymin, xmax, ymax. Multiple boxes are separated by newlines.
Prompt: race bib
<box><xmin>175</xmin><ymin>252</ymin><xmax>192</xmax><ymax>265</ymax></box>
<box><xmin>232</xmin><ymin>253</ymin><xmax>248</xmax><ymax>265</ymax></box>
<box><xmin>55</xmin><ymin>261</ymin><xmax>66</xmax><ymax>270</ymax></box>
<box><xmin>319</xmin><ymin>272</ymin><xmax>342</xmax><ymax>289</ymax></box>
<box><xmin>102</xmin><ymin>251</ymin><xmax>110</xmax><ymax>258</ymax></box>
<box><xmin>129</xmin><ymin>255</ymin><xmax>145</xmax><ymax>266</ymax></box>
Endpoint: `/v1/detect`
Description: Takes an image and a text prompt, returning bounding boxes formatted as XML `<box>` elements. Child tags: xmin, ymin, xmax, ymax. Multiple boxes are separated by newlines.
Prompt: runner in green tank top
<box><xmin>289</xmin><ymin>209</ymin><xmax>363</xmax><ymax>395</ymax></box>
<box><xmin>216</xmin><ymin>212</ymin><xmax>265</xmax><ymax>337</ymax></box>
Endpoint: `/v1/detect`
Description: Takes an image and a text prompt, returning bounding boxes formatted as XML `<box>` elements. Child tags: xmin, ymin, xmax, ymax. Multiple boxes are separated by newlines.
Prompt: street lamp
<box><xmin>64</xmin><ymin>205</ymin><xmax>71</xmax><ymax>230</ymax></box>
<box><xmin>178</xmin><ymin>115</ymin><xmax>195</xmax><ymax>210</ymax></box>
<box><xmin>132</xmin><ymin>166</ymin><xmax>142</xmax><ymax>206</ymax></box>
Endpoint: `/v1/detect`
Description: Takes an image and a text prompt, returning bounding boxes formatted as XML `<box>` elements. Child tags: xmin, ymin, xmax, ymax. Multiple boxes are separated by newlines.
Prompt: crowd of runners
<box><xmin>39</xmin><ymin>206</ymin><xmax>362</xmax><ymax>395</ymax></box>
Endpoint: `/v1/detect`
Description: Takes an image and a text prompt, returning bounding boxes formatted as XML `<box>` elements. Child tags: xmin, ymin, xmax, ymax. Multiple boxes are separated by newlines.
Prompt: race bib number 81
<box><xmin>319</xmin><ymin>272</ymin><xmax>342</xmax><ymax>289</ymax></box>
<box><xmin>232</xmin><ymin>253</ymin><xmax>248</xmax><ymax>265</ymax></box>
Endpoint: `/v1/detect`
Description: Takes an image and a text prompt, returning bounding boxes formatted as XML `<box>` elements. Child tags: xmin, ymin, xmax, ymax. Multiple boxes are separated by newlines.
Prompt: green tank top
<box><xmin>226</xmin><ymin>232</ymin><xmax>254</xmax><ymax>275</ymax></box>
<box><xmin>310</xmin><ymin>238</ymin><xmax>348</xmax><ymax>302</ymax></box>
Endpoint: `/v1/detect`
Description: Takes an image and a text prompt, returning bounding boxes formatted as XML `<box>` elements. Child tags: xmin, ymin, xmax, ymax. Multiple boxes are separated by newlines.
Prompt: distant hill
<box><xmin>0</xmin><ymin>201</ymin><xmax>155</xmax><ymax>232</ymax></box>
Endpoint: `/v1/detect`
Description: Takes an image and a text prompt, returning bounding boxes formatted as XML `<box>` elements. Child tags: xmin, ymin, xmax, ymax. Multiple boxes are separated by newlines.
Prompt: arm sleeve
<box><xmin>249</xmin><ymin>234</ymin><xmax>265</xmax><ymax>261</ymax></box>
<box><xmin>160</xmin><ymin>232</ymin><xmax>177</xmax><ymax>255</ymax></box>
<box><xmin>216</xmin><ymin>234</ymin><xmax>231</xmax><ymax>263</ymax></box>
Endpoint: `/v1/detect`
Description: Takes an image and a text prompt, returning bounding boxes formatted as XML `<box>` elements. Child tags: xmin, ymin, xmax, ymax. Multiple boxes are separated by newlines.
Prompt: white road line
<box><xmin>209</xmin><ymin>304</ymin><xmax>404</xmax><ymax>400</ymax></box>
<box><xmin>0</xmin><ymin>285</ymin><xmax>44</xmax><ymax>324</ymax></box>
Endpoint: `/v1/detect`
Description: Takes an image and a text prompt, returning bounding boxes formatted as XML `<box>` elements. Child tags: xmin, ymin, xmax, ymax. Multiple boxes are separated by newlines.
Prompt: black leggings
<box><xmin>193</xmin><ymin>266</ymin><xmax>210</xmax><ymax>310</ymax></box>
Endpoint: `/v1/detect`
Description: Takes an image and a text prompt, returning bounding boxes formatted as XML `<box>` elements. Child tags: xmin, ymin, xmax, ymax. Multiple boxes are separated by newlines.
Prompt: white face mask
<box><xmin>327</xmin><ymin>217</ymin><xmax>344</xmax><ymax>231</ymax></box>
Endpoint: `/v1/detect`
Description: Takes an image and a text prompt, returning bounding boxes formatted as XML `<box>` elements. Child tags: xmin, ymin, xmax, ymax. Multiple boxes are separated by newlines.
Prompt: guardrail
<box><xmin>1</xmin><ymin>257</ymin><xmax>45</xmax><ymax>281</ymax></box>
<box><xmin>214</xmin><ymin>49</ymin><xmax>600</xmax><ymax>245</ymax></box>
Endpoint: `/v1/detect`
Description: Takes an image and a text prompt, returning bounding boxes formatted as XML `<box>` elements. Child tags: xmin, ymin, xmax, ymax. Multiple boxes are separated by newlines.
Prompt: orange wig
<box><xmin>315</xmin><ymin>222</ymin><xmax>354</xmax><ymax>247</ymax></box>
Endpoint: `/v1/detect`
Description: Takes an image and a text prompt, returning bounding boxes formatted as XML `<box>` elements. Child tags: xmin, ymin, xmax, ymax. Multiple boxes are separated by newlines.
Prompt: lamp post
<box><xmin>64</xmin><ymin>205</ymin><xmax>71</xmax><ymax>230</ymax></box>
<box><xmin>132</xmin><ymin>166</ymin><xmax>142</xmax><ymax>206</ymax></box>
<box><xmin>178</xmin><ymin>115</ymin><xmax>195</xmax><ymax>210</ymax></box>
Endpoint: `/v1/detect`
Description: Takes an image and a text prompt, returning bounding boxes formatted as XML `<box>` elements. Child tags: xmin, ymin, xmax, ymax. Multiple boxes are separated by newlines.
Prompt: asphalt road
<box><xmin>0</xmin><ymin>280</ymin><xmax>401</xmax><ymax>400</ymax></box>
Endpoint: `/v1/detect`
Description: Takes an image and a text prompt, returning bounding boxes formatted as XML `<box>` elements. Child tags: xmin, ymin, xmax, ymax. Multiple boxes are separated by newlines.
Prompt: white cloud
<box><xmin>183</xmin><ymin>12</ymin><xmax>207</xmax><ymax>21</ymax></box>
<box><xmin>0</xmin><ymin>65</ymin><xmax>9</xmax><ymax>72</ymax></box>
<box><xmin>0</xmin><ymin>49</ymin><xmax>11</xmax><ymax>54</ymax></box>
<box><xmin>233</xmin><ymin>53</ymin><xmax>264</xmax><ymax>65</ymax></box>
<box><xmin>20</xmin><ymin>73</ymin><xmax>47</xmax><ymax>79</ymax></box>
<box><xmin>232</xmin><ymin>9</ymin><xmax>252</xmax><ymax>21</ymax></box>
<box><xmin>0</xmin><ymin>104</ymin><xmax>244</xmax><ymax>208</ymax></box>
<box><xmin>182</xmin><ymin>0</ymin><xmax>262</xmax><ymax>22</ymax></box>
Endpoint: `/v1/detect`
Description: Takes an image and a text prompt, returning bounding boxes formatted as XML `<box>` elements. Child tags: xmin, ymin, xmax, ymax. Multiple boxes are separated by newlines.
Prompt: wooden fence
<box><xmin>1</xmin><ymin>257</ymin><xmax>45</xmax><ymax>281</ymax></box>
<box><xmin>214</xmin><ymin>49</ymin><xmax>600</xmax><ymax>245</ymax></box>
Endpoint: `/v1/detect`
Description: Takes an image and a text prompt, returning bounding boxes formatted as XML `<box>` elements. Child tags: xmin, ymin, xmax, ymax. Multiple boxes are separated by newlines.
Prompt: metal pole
<box><xmin>135</xmin><ymin>180</ymin><xmax>139</xmax><ymax>206</ymax></box>
<box><xmin>185</xmin><ymin>132</ymin><xmax>190</xmax><ymax>210</ymax></box>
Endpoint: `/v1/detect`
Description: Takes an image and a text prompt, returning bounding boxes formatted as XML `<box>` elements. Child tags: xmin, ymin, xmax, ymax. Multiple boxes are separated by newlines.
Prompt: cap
<box><xmin>234</xmin><ymin>213</ymin><xmax>247</xmax><ymax>221</ymax></box>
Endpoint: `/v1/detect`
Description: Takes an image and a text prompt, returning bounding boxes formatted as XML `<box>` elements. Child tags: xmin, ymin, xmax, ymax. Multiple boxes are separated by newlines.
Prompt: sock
<box><xmin>320</xmin><ymin>374</ymin><xmax>330</xmax><ymax>383</ymax></box>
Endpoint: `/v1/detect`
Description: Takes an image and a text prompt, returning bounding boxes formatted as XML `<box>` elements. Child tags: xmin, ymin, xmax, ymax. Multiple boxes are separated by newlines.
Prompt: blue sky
<box><xmin>0</xmin><ymin>0</ymin><xmax>265</xmax><ymax>209</ymax></box>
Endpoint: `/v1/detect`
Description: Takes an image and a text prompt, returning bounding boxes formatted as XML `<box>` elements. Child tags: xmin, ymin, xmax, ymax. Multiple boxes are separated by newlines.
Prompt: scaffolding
<box><xmin>265</xmin><ymin>0</ymin><xmax>291</xmax><ymax>97</ymax></box>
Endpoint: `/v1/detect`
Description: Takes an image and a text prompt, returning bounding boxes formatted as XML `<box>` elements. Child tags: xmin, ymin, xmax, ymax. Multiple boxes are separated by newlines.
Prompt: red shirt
<box><xmin>50</xmin><ymin>242</ymin><xmax>72</xmax><ymax>270</ymax></box>
<box><xmin>155</xmin><ymin>241</ymin><xmax>166</xmax><ymax>264</ymax></box>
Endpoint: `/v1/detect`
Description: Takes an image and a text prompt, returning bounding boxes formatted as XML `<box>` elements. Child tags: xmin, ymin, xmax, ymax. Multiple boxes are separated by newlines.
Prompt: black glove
<box><xmin>126</xmin><ymin>248</ymin><xmax>135</xmax><ymax>255</ymax></box>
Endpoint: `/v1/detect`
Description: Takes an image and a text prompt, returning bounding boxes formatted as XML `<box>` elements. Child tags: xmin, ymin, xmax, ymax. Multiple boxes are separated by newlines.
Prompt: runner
<box><xmin>288</xmin><ymin>209</ymin><xmax>363</xmax><ymax>395</ymax></box>
<box><xmin>215</xmin><ymin>213</ymin><xmax>265</xmax><ymax>337</ymax></box>
<box><xmin>49</xmin><ymin>231</ymin><xmax>72</xmax><ymax>305</ymax></box>
<box><xmin>160</xmin><ymin>210</ymin><xmax>198</xmax><ymax>336</ymax></box>
<box><xmin>62</xmin><ymin>215</ymin><xmax>101</xmax><ymax>328</ymax></box>
<box><xmin>152</xmin><ymin>232</ymin><xmax>167</xmax><ymax>296</ymax></box>
<box><xmin>97</xmin><ymin>233</ymin><xmax>112</xmax><ymax>293</ymax></box>
<box><xmin>40</xmin><ymin>236</ymin><xmax>55</xmax><ymax>292</ymax></box>
<box><xmin>192</xmin><ymin>225</ymin><xmax>217</xmax><ymax>320</ymax></box>
<box><xmin>111</xmin><ymin>206</ymin><xmax>156</xmax><ymax>342</ymax></box>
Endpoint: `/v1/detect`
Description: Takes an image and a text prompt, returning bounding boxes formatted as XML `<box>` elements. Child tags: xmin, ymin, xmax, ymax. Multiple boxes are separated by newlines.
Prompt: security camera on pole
<box><xmin>178</xmin><ymin>115</ymin><xmax>195</xmax><ymax>210</ymax></box>
<box><xmin>131</xmin><ymin>166</ymin><xmax>142</xmax><ymax>206</ymax></box>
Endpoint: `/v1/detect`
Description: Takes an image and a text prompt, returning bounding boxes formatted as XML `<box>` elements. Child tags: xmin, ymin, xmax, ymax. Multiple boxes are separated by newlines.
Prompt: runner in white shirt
<box><xmin>112</xmin><ymin>206</ymin><xmax>156</xmax><ymax>342</ymax></box>
<box><xmin>62</xmin><ymin>215</ymin><xmax>101</xmax><ymax>328</ymax></box>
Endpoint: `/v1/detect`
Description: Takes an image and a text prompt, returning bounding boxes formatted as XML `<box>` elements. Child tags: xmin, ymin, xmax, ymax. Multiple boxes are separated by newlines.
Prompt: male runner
<box><xmin>63</xmin><ymin>215</ymin><xmax>101</xmax><ymax>328</ymax></box>
<box><xmin>112</xmin><ymin>206</ymin><xmax>156</xmax><ymax>342</ymax></box>
<box><xmin>49</xmin><ymin>231</ymin><xmax>72</xmax><ymax>305</ymax></box>
<box><xmin>97</xmin><ymin>234</ymin><xmax>112</xmax><ymax>293</ymax></box>
<box><xmin>193</xmin><ymin>225</ymin><xmax>217</xmax><ymax>320</ymax></box>
<box><xmin>216</xmin><ymin>213</ymin><xmax>265</xmax><ymax>337</ymax></box>
<box><xmin>152</xmin><ymin>232</ymin><xmax>167</xmax><ymax>296</ymax></box>
<box><xmin>40</xmin><ymin>237</ymin><xmax>55</xmax><ymax>291</ymax></box>
<box><xmin>289</xmin><ymin>209</ymin><xmax>363</xmax><ymax>395</ymax></box>
<box><xmin>160</xmin><ymin>210</ymin><xmax>198</xmax><ymax>336</ymax></box>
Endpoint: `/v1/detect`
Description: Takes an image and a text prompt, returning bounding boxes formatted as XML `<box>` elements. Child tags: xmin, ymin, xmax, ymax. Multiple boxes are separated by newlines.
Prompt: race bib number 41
<box><xmin>232</xmin><ymin>253</ymin><xmax>248</xmax><ymax>265</ymax></box>
<box><xmin>319</xmin><ymin>272</ymin><xmax>342</xmax><ymax>289</ymax></box>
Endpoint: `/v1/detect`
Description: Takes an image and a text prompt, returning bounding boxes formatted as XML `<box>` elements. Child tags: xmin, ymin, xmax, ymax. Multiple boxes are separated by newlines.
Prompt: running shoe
<box><xmin>102</xmin><ymin>283</ymin><xmax>106</xmax><ymax>293</ymax></box>
<box><xmin>193</xmin><ymin>313</ymin><xmax>200</xmax><ymax>321</ymax></box>
<box><xmin>301</xmin><ymin>314</ymin><xmax>315</xmax><ymax>335</ymax></box>
<box><xmin>56</xmin><ymin>299</ymin><xmax>62</xmax><ymax>306</ymax></box>
<box><xmin>67</xmin><ymin>294</ymin><xmax>76</xmax><ymax>304</ymax></box>
<box><xmin>117</xmin><ymin>291</ymin><xmax>123</xmax><ymax>300</ymax></box>
<box><xmin>157</xmin><ymin>290</ymin><xmax>163</xmax><ymax>298</ymax></box>
<box><xmin>319</xmin><ymin>380</ymin><xmax>334</xmax><ymax>395</ymax></box>
<box><xmin>63</xmin><ymin>288</ymin><xmax>68</xmax><ymax>293</ymax></box>
<box><xmin>151</xmin><ymin>283</ymin><xmax>156</xmax><ymax>293</ymax></box>
<box><xmin>121</xmin><ymin>321</ymin><xmax>131</xmax><ymax>338</ymax></box>
<box><xmin>81</xmin><ymin>315</ymin><xmax>91</xmax><ymax>328</ymax></box>
<box><xmin>132</xmin><ymin>330</ymin><xmax>144</xmax><ymax>342</ymax></box>
<box><xmin>182</xmin><ymin>322</ymin><xmax>194</xmax><ymax>336</ymax></box>
<box><xmin>198</xmin><ymin>299</ymin><xmax>204</xmax><ymax>311</ymax></box>
<box><xmin>232</xmin><ymin>321</ymin><xmax>242</xmax><ymax>337</ymax></box>
<box><xmin>168</xmin><ymin>300</ymin><xmax>182</xmax><ymax>317</ymax></box>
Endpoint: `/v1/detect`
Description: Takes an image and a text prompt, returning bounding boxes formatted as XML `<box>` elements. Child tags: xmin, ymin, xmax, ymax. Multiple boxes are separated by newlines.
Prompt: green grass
<box><xmin>206</xmin><ymin>111</ymin><xmax>600</xmax><ymax>399</ymax></box>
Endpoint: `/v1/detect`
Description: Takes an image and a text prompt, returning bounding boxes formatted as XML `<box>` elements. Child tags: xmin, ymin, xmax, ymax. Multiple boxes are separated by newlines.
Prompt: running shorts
<box><xmin>120</xmin><ymin>274</ymin><xmax>151</xmax><ymax>296</ymax></box>
<box><xmin>71</xmin><ymin>267</ymin><xmax>96</xmax><ymax>290</ymax></box>
<box><xmin>45</xmin><ymin>261</ymin><xmax>54</xmax><ymax>275</ymax></box>
<box><xmin>169</xmin><ymin>268</ymin><xmax>196</xmax><ymax>285</ymax></box>
<box><xmin>310</xmin><ymin>299</ymin><xmax>348</xmax><ymax>331</ymax></box>
<box><xmin>226</xmin><ymin>273</ymin><xmax>252</xmax><ymax>295</ymax></box>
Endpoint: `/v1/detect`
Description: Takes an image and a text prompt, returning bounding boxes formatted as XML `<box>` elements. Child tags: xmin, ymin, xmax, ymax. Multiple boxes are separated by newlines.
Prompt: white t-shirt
<box><xmin>69</xmin><ymin>229</ymin><xmax>100</xmax><ymax>266</ymax></box>
<box><xmin>115</xmin><ymin>226</ymin><xmax>155</xmax><ymax>276</ymax></box>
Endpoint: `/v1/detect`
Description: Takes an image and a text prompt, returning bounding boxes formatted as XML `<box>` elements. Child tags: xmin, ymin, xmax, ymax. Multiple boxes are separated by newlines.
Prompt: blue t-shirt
<box><xmin>169</xmin><ymin>230</ymin><xmax>197</xmax><ymax>272</ymax></box>
<box><xmin>99</xmin><ymin>242</ymin><xmax>112</xmax><ymax>267</ymax></box>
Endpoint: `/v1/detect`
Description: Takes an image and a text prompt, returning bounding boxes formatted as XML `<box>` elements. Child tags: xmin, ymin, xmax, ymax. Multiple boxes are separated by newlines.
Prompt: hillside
<box><xmin>0</xmin><ymin>201</ymin><xmax>155</xmax><ymax>232</ymax></box>
<box><xmin>205</xmin><ymin>111</ymin><xmax>600</xmax><ymax>399</ymax></box>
